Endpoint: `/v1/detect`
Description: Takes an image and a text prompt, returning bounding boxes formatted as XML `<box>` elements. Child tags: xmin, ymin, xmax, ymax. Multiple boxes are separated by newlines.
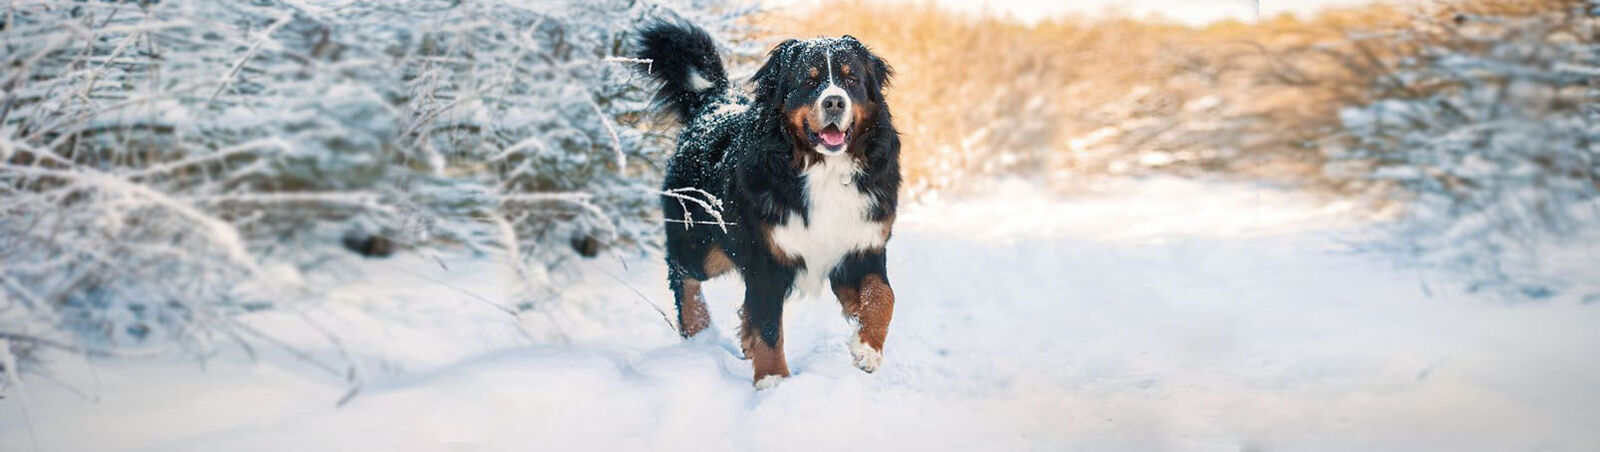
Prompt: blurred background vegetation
<box><xmin>2</xmin><ymin>0</ymin><xmax>1595</xmax><ymax>371</ymax></box>
<box><xmin>768</xmin><ymin>0</ymin><xmax>1590</xmax><ymax>195</ymax></box>
<box><xmin>768</xmin><ymin>0</ymin><xmax>1599</xmax><ymax>296</ymax></box>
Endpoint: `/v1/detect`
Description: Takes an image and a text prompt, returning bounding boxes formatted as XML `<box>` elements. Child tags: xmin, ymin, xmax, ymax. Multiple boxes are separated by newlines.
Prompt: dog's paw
<box><xmin>849</xmin><ymin>334</ymin><xmax>883</xmax><ymax>373</ymax></box>
<box><xmin>753</xmin><ymin>374</ymin><xmax>786</xmax><ymax>390</ymax></box>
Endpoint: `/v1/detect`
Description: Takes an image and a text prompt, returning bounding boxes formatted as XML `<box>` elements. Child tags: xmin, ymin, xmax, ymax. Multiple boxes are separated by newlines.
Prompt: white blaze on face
<box><xmin>813</xmin><ymin>49</ymin><xmax>852</xmax><ymax>156</ymax></box>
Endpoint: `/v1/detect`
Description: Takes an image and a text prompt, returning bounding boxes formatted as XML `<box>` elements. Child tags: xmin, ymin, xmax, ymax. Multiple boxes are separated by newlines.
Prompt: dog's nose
<box><xmin>822</xmin><ymin>95</ymin><xmax>846</xmax><ymax>117</ymax></box>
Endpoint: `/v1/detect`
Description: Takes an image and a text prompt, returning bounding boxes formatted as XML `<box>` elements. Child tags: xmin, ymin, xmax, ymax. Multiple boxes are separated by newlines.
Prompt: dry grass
<box><xmin>760</xmin><ymin>2</ymin><xmax>1232</xmax><ymax>194</ymax></box>
<box><xmin>757</xmin><ymin>0</ymin><xmax>1584</xmax><ymax>196</ymax></box>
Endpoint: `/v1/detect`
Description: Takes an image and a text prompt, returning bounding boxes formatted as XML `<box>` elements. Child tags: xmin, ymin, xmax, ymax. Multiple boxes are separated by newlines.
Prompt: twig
<box><xmin>498</xmin><ymin>191</ymin><xmax>621</xmax><ymax>243</ymax></box>
<box><xmin>604</xmin><ymin>55</ymin><xmax>653</xmax><ymax>72</ymax></box>
<box><xmin>296</xmin><ymin>312</ymin><xmax>363</xmax><ymax>408</ymax></box>
<box><xmin>663</xmin><ymin>219</ymin><xmax>739</xmax><ymax>226</ymax></box>
<box><xmin>588</xmin><ymin>97</ymin><xmax>627</xmax><ymax>174</ymax></box>
<box><xmin>660</xmin><ymin>187</ymin><xmax>730</xmax><ymax>232</ymax></box>
<box><xmin>0</xmin><ymin>338</ymin><xmax>41</xmax><ymax>452</ymax></box>
<box><xmin>583</xmin><ymin>260</ymin><xmax>677</xmax><ymax>335</ymax></box>
<box><xmin>376</xmin><ymin>261</ymin><xmax>521</xmax><ymax>318</ymax></box>
<box><xmin>122</xmin><ymin>138</ymin><xmax>290</xmax><ymax>179</ymax></box>
<box><xmin>206</xmin><ymin>13</ymin><xmax>293</xmax><ymax>107</ymax></box>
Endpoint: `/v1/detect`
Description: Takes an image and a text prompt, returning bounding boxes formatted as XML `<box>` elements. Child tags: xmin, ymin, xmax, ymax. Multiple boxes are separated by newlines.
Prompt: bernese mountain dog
<box><xmin>635</xmin><ymin>21</ymin><xmax>900</xmax><ymax>388</ymax></box>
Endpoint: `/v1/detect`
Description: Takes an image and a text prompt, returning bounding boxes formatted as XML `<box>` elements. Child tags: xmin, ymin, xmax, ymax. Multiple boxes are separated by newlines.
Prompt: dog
<box><xmin>635</xmin><ymin>21</ymin><xmax>900</xmax><ymax>388</ymax></box>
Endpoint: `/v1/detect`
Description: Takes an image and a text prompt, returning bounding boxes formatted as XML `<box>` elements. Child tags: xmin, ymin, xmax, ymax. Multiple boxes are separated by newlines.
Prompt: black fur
<box><xmin>341</xmin><ymin>232</ymin><xmax>394</xmax><ymax>258</ymax></box>
<box><xmin>635</xmin><ymin>20</ymin><xmax>730</xmax><ymax>121</ymax></box>
<box><xmin>634</xmin><ymin>23</ymin><xmax>900</xmax><ymax>362</ymax></box>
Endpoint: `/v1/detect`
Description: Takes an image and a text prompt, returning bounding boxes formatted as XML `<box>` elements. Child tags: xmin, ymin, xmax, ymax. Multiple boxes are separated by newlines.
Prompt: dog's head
<box><xmin>752</xmin><ymin>36</ymin><xmax>893</xmax><ymax>157</ymax></box>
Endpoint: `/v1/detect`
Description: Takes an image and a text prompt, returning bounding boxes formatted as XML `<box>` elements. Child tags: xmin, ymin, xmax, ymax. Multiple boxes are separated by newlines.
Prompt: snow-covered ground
<box><xmin>4</xmin><ymin>178</ymin><xmax>1598</xmax><ymax>451</ymax></box>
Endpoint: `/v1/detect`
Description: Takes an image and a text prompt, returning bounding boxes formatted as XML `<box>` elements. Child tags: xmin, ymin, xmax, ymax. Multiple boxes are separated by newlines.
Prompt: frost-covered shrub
<box><xmin>1324</xmin><ymin>0</ymin><xmax>1600</xmax><ymax>297</ymax></box>
<box><xmin>1</xmin><ymin>0</ymin><xmax>751</xmax><ymax>364</ymax></box>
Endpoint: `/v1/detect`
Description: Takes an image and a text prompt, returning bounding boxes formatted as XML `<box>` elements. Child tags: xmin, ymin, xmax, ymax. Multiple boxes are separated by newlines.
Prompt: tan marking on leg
<box><xmin>836</xmin><ymin>273</ymin><xmax>894</xmax><ymax>372</ymax></box>
<box><xmin>703</xmin><ymin>245</ymin><xmax>734</xmax><ymax>278</ymax></box>
<box><xmin>833</xmin><ymin>284</ymin><xmax>861</xmax><ymax>317</ymax></box>
<box><xmin>854</xmin><ymin>274</ymin><xmax>895</xmax><ymax>352</ymax></box>
<box><xmin>740</xmin><ymin>310</ymin><xmax>790</xmax><ymax>386</ymax></box>
<box><xmin>678</xmin><ymin>278</ymin><xmax>710</xmax><ymax>338</ymax></box>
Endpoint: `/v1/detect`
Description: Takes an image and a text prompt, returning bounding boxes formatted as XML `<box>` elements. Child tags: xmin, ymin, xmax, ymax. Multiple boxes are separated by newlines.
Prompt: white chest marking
<box><xmin>770</xmin><ymin>154</ymin><xmax>886</xmax><ymax>297</ymax></box>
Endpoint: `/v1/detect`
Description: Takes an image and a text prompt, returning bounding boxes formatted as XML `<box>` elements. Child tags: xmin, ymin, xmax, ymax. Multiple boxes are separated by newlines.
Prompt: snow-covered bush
<box><xmin>1</xmin><ymin>0</ymin><xmax>751</xmax><ymax>368</ymax></box>
<box><xmin>1323</xmin><ymin>0</ymin><xmax>1600</xmax><ymax>298</ymax></box>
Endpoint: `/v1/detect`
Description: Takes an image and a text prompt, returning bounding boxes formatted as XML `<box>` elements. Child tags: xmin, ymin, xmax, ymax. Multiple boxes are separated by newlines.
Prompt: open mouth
<box><xmin>806</xmin><ymin>121</ymin><xmax>849</xmax><ymax>152</ymax></box>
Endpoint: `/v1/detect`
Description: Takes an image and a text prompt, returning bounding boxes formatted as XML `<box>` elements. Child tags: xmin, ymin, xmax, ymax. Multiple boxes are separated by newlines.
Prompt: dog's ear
<box><xmin>751</xmin><ymin>39</ymin><xmax>799</xmax><ymax>107</ymax></box>
<box><xmin>868</xmin><ymin>53</ymin><xmax>893</xmax><ymax>90</ymax></box>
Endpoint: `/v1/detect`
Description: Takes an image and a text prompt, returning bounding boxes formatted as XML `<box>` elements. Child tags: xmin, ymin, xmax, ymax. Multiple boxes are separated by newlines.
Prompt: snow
<box><xmin>4</xmin><ymin>178</ymin><xmax>1599</xmax><ymax>451</ymax></box>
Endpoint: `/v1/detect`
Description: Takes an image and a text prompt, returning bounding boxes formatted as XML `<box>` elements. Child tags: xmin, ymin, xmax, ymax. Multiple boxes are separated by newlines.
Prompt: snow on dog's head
<box><xmin>751</xmin><ymin>36</ymin><xmax>893</xmax><ymax>159</ymax></box>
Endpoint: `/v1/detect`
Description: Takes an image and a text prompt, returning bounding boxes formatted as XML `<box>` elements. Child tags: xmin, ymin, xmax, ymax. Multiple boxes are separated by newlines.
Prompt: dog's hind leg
<box><xmin>669</xmin><ymin>244</ymin><xmax>734</xmax><ymax>338</ymax></box>
<box><xmin>669</xmin><ymin>266</ymin><xmax>713</xmax><ymax>339</ymax></box>
<box><xmin>739</xmin><ymin>263</ymin><xmax>795</xmax><ymax>388</ymax></box>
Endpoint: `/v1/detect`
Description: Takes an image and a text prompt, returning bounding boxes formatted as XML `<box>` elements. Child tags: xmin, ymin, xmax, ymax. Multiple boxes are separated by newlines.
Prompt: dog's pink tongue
<box><xmin>820</xmin><ymin>128</ymin><xmax>846</xmax><ymax>147</ymax></box>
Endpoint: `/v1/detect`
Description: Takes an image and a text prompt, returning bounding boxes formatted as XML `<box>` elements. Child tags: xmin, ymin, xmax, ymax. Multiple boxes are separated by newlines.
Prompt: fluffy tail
<box><xmin>634</xmin><ymin>20</ymin><xmax>729</xmax><ymax>122</ymax></box>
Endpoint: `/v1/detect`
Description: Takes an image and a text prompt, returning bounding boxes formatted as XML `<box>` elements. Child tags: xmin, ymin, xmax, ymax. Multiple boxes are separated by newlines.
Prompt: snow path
<box><xmin>4</xmin><ymin>179</ymin><xmax>1599</xmax><ymax>451</ymax></box>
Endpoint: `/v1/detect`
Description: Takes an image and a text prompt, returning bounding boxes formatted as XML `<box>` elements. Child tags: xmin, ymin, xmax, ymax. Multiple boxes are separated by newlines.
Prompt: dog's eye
<box><xmin>843</xmin><ymin>75</ymin><xmax>859</xmax><ymax>86</ymax></box>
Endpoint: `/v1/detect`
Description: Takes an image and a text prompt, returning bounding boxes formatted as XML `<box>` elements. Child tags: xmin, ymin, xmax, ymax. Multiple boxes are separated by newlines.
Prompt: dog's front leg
<box><xmin>830</xmin><ymin>250</ymin><xmax>894</xmax><ymax>373</ymax></box>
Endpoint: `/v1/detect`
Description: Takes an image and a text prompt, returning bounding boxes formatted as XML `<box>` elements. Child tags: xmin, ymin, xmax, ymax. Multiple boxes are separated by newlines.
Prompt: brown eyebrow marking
<box><xmin>808</xmin><ymin>67</ymin><xmax>820</xmax><ymax>79</ymax></box>
<box><xmin>840</xmin><ymin>64</ymin><xmax>852</xmax><ymax>76</ymax></box>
